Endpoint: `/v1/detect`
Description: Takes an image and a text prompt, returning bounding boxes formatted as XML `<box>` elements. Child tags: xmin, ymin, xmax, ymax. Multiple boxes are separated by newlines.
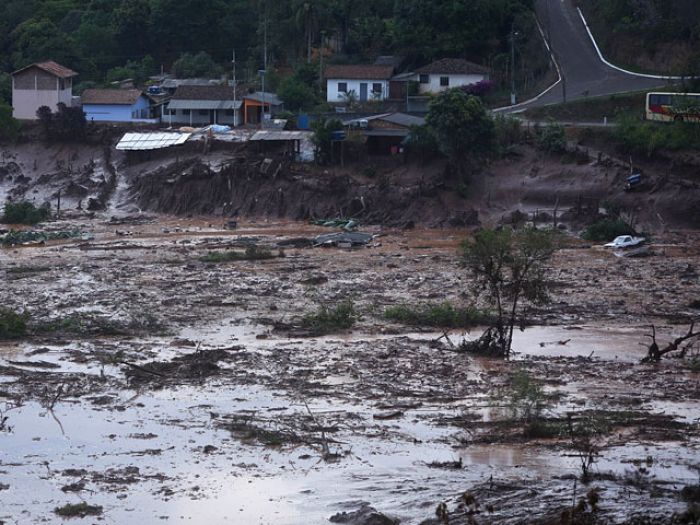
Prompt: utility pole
<box><xmin>510</xmin><ymin>23</ymin><xmax>517</xmax><ymax>105</ymax></box>
<box><xmin>259</xmin><ymin>69</ymin><xmax>266</xmax><ymax>129</ymax></box>
<box><xmin>232</xmin><ymin>49</ymin><xmax>237</xmax><ymax>126</ymax></box>
<box><xmin>263</xmin><ymin>0</ymin><xmax>268</xmax><ymax>71</ymax></box>
<box><xmin>319</xmin><ymin>30</ymin><xmax>325</xmax><ymax>89</ymax></box>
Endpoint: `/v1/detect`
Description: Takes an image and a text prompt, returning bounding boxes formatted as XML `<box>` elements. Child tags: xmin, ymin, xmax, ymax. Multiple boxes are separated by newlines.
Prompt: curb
<box><xmin>493</xmin><ymin>17</ymin><xmax>562</xmax><ymax>113</ymax></box>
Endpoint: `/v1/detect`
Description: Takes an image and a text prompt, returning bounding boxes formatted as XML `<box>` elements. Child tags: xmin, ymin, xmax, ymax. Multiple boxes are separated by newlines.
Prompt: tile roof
<box><xmin>243</xmin><ymin>91</ymin><xmax>283</xmax><ymax>106</ymax></box>
<box><xmin>414</xmin><ymin>58</ymin><xmax>489</xmax><ymax>75</ymax></box>
<box><xmin>325</xmin><ymin>65</ymin><xmax>394</xmax><ymax>80</ymax></box>
<box><xmin>81</xmin><ymin>89</ymin><xmax>144</xmax><ymax>105</ymax></box>
<box><xmin>13</xmin><ymin>60</ymin><xmax>78</xmax><ymax>78</ymax></box>
<box><xmin>172</xmin><ymin>85</ymin><xmax>237</xmax><ymax>101</ymax></box>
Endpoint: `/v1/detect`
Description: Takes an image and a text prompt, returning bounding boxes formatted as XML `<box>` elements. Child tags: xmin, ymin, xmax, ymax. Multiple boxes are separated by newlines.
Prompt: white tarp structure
<box><xmin>116</xmin><ymin>132</ymin><xmax>191</xmax><ymax>151</ymax></box>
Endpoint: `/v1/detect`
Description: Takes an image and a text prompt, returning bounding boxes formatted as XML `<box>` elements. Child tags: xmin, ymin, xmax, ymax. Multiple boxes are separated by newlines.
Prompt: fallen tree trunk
<box><xmin>641</xmin><ymin>322</ymin><xmax>700</xmax><ymax>363</ymax></box>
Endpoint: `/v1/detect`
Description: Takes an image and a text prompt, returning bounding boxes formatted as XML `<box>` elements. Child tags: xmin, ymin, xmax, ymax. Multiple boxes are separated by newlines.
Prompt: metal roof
<box><xmin>363</xmin><ymin>129</ymin><xmax>410</xmax><ymax>137</ymax></box>
<box><xmin>249</xmin><ymin>131</ymin><xmax>307</xmax><ymax>141</ymax></box>
<box><xmin>167</xmin><ymin>100</ymin><xmax>241</xmax><ymax>110</ymax></box>
<box><xmin>244</xmin><ymin>92</ymin><xmax>283</xmax><ymax>106</ymax></box>
<box><xmin>116</xmin><ymin>132</ymin><xmax>191</xmax><ymax>151</ymax></box>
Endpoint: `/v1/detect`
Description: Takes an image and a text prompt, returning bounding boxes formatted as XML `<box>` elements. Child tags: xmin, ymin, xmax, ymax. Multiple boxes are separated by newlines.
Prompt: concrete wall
<box><xmin>12</xmin><ymin>69</ymin><xmax>73</xmax><ymax>120</ymax></box>
<box><xmin>326</xmin><ymin>79</ymin><xmax>388</xmax><ymax>103</ymax></box>
<box><xmin>83</xmin><ymin>97</ymin><xmax>154</xmax><ymax>123</ymax></box>
<box><xmin>417</xmin><ymin>73</ymin><xmax>486</xmax><ymax>94</ymax></box>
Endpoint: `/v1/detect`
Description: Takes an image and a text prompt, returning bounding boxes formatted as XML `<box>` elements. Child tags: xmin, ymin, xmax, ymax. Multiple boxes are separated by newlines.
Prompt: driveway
<box><xmin>501</xmin><ymin>0</ymin><xmax>674</xmax><ymax>111</ymax></box>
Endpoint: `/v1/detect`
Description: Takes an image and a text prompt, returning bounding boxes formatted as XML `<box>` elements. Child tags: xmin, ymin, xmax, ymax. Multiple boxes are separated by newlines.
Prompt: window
<box><xmin>182</xmin><ymin>109</ymin><xmax>191</xmax><ymax>115</ymax></box>
<box><xmin>440</xmin><ymin>76</ymin><xmax>450</xmax><ymax>87</ymax></box>
<box><xmin>338</xmin><ymin>82</ymin><xmax>347</xmax><ymax>93</ymax></box>
<box><xmin>419</xmin><ymin>74</ymin><xmax>429</xmax><ymax>84</ymax></box>
<box><xmin>372</xmin><ymin>83</ymin><xmax>382</xmax><ymax>94</ymax></box>
<box><xmin>198</xmin><ymin>109</ymin><xmax>208</xmax><ymax>115</ymax></box>
<box><xmin>59</xmin><ymin>79</ymin><xmax>65</xmax><ymax>90</ymax></box>
<box><xmin>164</xmin><ymin>107</ymin><xmax>175</xmax><ymax>116</ymax></box>
<box><xmin>225</xmin><ymin>109</ymin><xmax>235</xmax><ymax>116</ymax></box>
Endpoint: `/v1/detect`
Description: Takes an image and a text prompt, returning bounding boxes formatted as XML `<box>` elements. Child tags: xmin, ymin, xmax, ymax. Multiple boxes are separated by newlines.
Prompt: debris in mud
<box><xmin>54</xmin><ymin>502</ymin><xmax>103</xmax><ymax>518</ymax></box>
<box><xmin>199</xmin><ymin>245</ymin><xmax>277</xmax><ymax>262</ymax></box>
<box><xmin>329</xmin><ymin>503</ymin><xmax>400</xmax><ymax>525</ymax></box>
<box><xmin>313</xmin><ymin>231</ymin><xmax>373</xmax><ymax>248</ymax></box>
<box><xmin>123</xmin><ymin>347</ymin><xmax>238</xmax><ymax>385</ymax></box>
<box><xmin>0</xmin><ymin>229</ymin><xmax>85</xmax><ymax>246</ymax></box>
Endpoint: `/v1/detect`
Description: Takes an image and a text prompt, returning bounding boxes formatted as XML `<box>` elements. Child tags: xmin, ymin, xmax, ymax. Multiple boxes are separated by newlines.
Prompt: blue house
<box><xmin>81</xmin><ymin>89</ymin><xmax>156</xmax><ymax>123</ymax></box>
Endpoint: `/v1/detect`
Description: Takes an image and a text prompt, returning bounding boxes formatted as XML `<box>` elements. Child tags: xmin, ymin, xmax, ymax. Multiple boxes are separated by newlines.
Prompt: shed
<box><xmin>243</xmin><ymin>92</ymin><xmax>284</xmax><ymax>125</ymax></box>
<box><xmin>165</xmin><ymin>85</ymin><xmax>241</xmax><ymax>126</ymax></box>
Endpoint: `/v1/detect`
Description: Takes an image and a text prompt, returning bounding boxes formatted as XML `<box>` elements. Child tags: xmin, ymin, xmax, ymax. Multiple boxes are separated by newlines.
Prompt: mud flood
<box><xmin>1</xmin><ymin>217</ymin><xmax>699</xmax><ymax>524</ymax></box>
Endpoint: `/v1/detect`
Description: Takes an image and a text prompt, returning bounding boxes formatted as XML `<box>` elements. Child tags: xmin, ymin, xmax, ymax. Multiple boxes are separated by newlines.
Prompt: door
<box><xmin>360</xmin><ymin>83</ymin><xmax>368</xmax><ymax>102</ymax></box>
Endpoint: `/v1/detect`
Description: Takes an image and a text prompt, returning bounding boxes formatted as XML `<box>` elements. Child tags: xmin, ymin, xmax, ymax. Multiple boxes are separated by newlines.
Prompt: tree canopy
<box><xmin>0</xmin><ymin>0</ymin><xmax>534</xmax><ymax>85</ymax></box>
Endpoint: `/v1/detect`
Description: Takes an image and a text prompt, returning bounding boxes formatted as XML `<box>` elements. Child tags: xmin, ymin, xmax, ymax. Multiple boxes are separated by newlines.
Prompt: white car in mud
<box><xmin>604</xmin><ymin>235</ymin><xmax>645</xmax><ymax>249</ymax></box>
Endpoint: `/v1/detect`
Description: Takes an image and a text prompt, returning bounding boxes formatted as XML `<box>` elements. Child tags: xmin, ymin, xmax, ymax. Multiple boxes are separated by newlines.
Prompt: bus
<box><xmin>646</xmin><ymin>92</ymin><xmax>700</xmax><ymax>123</ymax></box>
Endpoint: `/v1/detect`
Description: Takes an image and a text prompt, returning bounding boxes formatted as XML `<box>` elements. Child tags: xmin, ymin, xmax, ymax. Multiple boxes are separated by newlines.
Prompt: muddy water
<box><xmin>1</xmin><ymin>221</ymin><xmax>699</xmax><ymax>524</ymax></box>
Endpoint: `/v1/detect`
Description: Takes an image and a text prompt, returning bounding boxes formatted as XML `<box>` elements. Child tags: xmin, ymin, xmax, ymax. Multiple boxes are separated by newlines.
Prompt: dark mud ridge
<box><xmin>132</xmin><ymin>158</ymin><xmax>479</xmax><ymax>228</ymax></box>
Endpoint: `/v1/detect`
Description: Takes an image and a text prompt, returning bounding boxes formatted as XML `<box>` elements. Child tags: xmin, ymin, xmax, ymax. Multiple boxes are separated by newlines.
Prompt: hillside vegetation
<box><xmin>578</xmin><ymin>0</ymin><xmax>700</xmax><ymax>76</ymax></box>
<box><xmin>0</xmin><ymin>0</ymin><xmax>539</xmax><ymax>103</ymax></box>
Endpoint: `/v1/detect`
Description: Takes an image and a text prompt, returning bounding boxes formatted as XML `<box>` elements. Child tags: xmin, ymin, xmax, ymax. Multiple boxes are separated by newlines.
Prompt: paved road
<box><xmin>502</xmin><ymin>0</ymin><xmax>674</xmax><ymax>111</ymax></box>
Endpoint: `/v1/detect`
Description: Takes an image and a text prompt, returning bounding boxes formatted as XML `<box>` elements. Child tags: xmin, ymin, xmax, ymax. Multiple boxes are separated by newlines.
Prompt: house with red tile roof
<box><xmin>324</xmin><ymin>65</ymin><xmax>394</xmax><ymax>103</ymax></box>
<box><xmin>11</xmin><ymin>61</ymin><xmax>78</xmax><ymax>120</ymax></box>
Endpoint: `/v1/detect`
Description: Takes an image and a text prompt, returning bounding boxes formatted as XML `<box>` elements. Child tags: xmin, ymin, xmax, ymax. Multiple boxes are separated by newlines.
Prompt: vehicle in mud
<box><xmin>604</xmin><ymin>235</ymin><xmax>645</xmax><ymax>249</ymax></box>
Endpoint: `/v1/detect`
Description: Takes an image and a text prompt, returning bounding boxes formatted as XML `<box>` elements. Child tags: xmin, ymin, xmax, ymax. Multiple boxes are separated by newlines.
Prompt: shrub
<box><xmin>302</xmin><ymin>301</ymin><xmax>357</xmax><ymax>335</ymax></box>
<box><xmin>615</xmin><ymin>116</ymin><xmax>700</xmax><ymax>156</ymax></box>
<box><xmin>0</xmin><ymin>102</ymin><xmax>21</xmax><ymax>141</ymax></box>
<box><xmin>2</xmin><ymin>201</ymin><xmax>51</xmax><ymax>225</ymax></box>
<box><xmin>54</xmin><ymin>502</ymin><xmax>103</xmax><ymax>517</ymax></box>
<box><xmin>0</xmin><ymin>308</ymin><xmax>28</xmax><ymax>339</ymax></box>
<box><xmin>503</xmin><ymin>369</ymin><xmax>549</xmax><ymax>423</ymax></box>
<box><xmin>535</xmin><ymin>121</ymin><xmax>566</xmax><ymax>153</ymax></box>
<box><xmin>384</xmin><ymin>302</ymin><xmax>487</xmax><ymax>328</ymax></box>
<box><xmin>581</xmin><ymin>218</ymin><xmax>634</xmax><ymax>241</ymax></box>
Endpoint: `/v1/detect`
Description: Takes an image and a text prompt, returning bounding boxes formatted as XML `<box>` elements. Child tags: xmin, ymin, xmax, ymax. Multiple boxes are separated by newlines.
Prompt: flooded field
<box><xmin>1</xmin><ymin>216</ymin><xmax>699</xmax><ymax>524</ymax></box>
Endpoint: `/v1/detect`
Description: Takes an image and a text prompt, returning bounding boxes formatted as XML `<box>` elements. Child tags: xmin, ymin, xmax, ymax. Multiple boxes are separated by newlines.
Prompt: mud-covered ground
<box><xmin>1</xmin><ymin>215</ymin><xmax>699</xmax><ymax>524</ymax></box>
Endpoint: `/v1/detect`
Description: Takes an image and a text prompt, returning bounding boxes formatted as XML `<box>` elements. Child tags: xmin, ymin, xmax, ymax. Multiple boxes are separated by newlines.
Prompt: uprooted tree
<box><xmin>459</xmin><ymin>228</ymin><xmax>556</xmax><ymax>358</ymax></box>
<box><xmin>641</xmin><ymin>322</ymin><xmax>700</xmax><ymax>363</ymax></box>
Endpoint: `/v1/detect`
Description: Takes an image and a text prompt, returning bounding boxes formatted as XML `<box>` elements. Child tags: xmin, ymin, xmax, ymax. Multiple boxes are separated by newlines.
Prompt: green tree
<box><xmin>311</xmin><ymin>117</ymin><xmax>343</xmax><ymax>164</ymax></box>
<box><xmin>172</xmin><ymin>51</ymin><xmax>223</xmax><ymax>78</ymax></box>
<box><xmin>426</xmin><ymin>90</ymin><xmax>496</xmax><ymax>176</ymax></box>
<box><xmin>460</xmin><ymin>228</ymin><xmax>556</xmax><ymax>358</ymax></box>
<box><xmin>278</xmin><ymin>77</ymin><xmax>317</xmax><ymax>111</ymax></box>
<box><xmin>0</xmin><ymin>73</ymin><xmax>11</xmax><ymax>105</ymax></box>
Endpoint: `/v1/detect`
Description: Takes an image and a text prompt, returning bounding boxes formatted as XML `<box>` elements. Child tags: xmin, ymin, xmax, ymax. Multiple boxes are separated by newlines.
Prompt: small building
<box><xmin>242</xmin><ymin>92</ymin><xmax>284</xmax><ymax>126</ymax></box>
<box><xmin>344</xmin><ymin>112</ymin><xmax>426</xmax><ymax>155</ymax></box>
<box><xmin>413</xmin><ymin>58</ymin><xmax>489</xmax><ymax>94</ymax></box>
<box><xmin>164</xmin><ymin>85</ymin><xmax>241</xmax><ymax>127</ymax></box>
<box><xmin>325</xmin><ymin>65</ymin><xmax>394</xmax><ymax>103</ymax></box>
<box><xmin>81</xmin><ymin>89</ymin><xmax>156</xmax><ymax>123</ymax></box>
<box><xmin>11</xmin><ymin>61</ymin><xmax>78</xmax><ymax>120</ymax></box>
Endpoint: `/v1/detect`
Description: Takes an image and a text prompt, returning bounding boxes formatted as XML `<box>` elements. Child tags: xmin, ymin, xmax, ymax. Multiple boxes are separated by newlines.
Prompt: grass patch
<box><xmin>0</xmin><ymin>308</ymin><xmax>28</xmax><ymax>339</ymax></box>
<box><xmin>615</xmin><ymin>116</ymin><xmax>700</xmax><ymax>156</ymax></box>
<box><xmin>523</xmin><ymin>419</ymin><xmax>566</xmax><ymax>439</ymax></box>
<box><xmin>200</xmin><ymin>245</ymin><xmax>276</xmax><ymax>263</ymax></box>
<box><xmin>524</xmin><ymin>92</ymin><xmax>648</xmax><ymax>122</ymax></box>
<box><xmin>54</xmin><ymin>502</ymin><xmax>103</xmax><ymax>518</ymax></box>
<box><xmin>33</xmin><ymin>312</ymin><xmax>165</xmax><ymax>337</ymax></box>
<box><xmin>2</xmin><ymin>201</ymin><xmax>51</xmax><ymax>225</ymax></box>
<box><xmin>581</xmin><ymin>218</ymin><xmax>635</xmax><ymax>242</ymax></box>
<box><xmin>384</xmin><ymin>302</ymin><xmax>487</xmax><ymax>328</ymax></box>
<box><xmin>302</xmin><ymin>301</ymin><xmax>357</xmax><ymax>335</ymax></box>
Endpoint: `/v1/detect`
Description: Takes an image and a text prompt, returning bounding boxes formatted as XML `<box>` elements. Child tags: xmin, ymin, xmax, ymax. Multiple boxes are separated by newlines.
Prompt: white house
<box><xmin>11</xmin><ymin>61</ymin><xmax>77</xmax><ymax>120</ymax></box>
<box><xmin>325</xmin><ymin>65</ymin><xmax>394</xmax><ymax>103</ymax></box>
<box><xmin>413</xmin><ymin>58</ymin><xmax>489</xmax><ymax>94</ymax></box>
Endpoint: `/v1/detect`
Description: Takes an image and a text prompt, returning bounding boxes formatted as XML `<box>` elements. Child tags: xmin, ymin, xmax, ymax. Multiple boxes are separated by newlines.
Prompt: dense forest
<box><xmin>578</xmin><ymin>0</ymin><xmax>700</xmax><ymax>74</ymax></box>
<box><xmin>0</xmin><ymin>0</ymin><xmax>538</xmax><ymax>102</ymax></box>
